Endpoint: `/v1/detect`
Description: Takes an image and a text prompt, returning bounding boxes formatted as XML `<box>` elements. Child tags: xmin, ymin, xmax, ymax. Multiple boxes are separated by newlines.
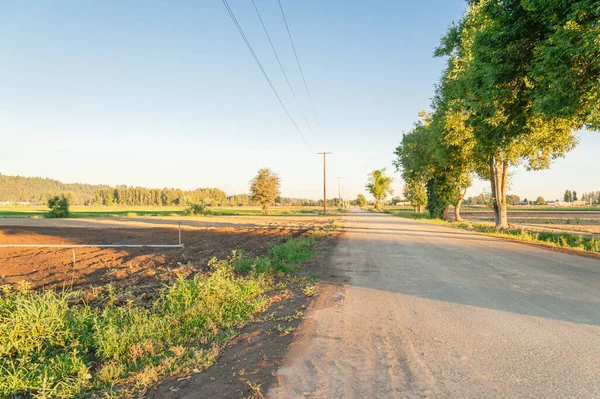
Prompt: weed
<box><xmin>0</xmin><ymin>233</ymin><xmax>322</xmax><ymax>398</ymax></box>
<box><xmin>273</xmin><ymin>324</ymin><xmax>294</xmax><ymax>335</ymax></box>
<box><xmin>302</xmin><ymin>281</ymin><xmax>317</xmax><ymax>297</ymax></box>
<box><xmin>246</xmin><ymin>381</ymin><xmax>264</xmax><ymax>399</ymax></box>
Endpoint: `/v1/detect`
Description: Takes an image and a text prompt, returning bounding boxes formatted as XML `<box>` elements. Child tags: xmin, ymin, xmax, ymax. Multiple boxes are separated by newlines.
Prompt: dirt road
<box><xmin>269</xmin><ymin>209</ymin><xmax>600</xmax><ymax>398</ymax></box>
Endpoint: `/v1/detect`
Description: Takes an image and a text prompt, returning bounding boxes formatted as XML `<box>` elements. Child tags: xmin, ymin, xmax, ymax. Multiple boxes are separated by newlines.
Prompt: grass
<box><xmin>385</xmin><ymin>208</ymin><xmax>600</xmax><ymax>254</ymax></box>
<box><xmin>0</xmin><ymin>205</ymin><xmax>345</xmax><ymax>219</ymax></box>
<box><xmin>0</xmin><ymin>228</ymin><xmax>330</xmax><ymax>398</ymax></box>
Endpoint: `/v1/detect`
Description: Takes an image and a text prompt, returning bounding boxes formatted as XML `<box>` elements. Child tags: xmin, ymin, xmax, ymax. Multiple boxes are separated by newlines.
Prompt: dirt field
<box><xmin>460</xmin><ymin>210</ymin><xmax>600</xmax><ymax>237</ymax></box>
<box><xmin>0</xmin><ymin>216</ymin><xmax>333</xmax><ymax>299</ymax></box>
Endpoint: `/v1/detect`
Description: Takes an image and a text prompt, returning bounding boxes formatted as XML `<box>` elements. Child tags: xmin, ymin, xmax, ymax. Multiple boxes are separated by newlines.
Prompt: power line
<box><xmin>278</xmin><ymin>0</ymin><xmax>324</xmax><ymax>138</ymax></box>
<box><xmin>221</xmin><ymin>0</ymin><xmax>314</xmax><ymax>154</ymax></box>
<box><xmin>250</xmin><ymin>0</ymin><xmax>317</xmax><ymax>140</ymax></box>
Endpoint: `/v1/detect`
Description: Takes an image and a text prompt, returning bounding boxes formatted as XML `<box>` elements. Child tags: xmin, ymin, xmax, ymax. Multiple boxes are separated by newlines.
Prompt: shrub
<box><xmin>47</xmin><ymin>195</ymin><xmax>70</xmax><ymax>218</ymax></box>
<box><xmin>184</xmin><ymin>203</ymin><xmax>212</xmax><ymax>216</ymax></box>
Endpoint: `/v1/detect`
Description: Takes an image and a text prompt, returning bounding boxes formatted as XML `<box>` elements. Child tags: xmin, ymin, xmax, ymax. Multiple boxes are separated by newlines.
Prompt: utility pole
<box><xmin>337</xmin><ymin>177</ymin><xmax>343</xmax><ymax>208</ymax></box>
<box><xmin>318</xmin><ymin>152</ymin><xmax>332</xmax><ymax>215</ymax></box>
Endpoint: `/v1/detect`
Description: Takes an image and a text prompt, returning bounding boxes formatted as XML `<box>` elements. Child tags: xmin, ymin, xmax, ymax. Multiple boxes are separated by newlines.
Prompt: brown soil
<box><xmin>144</xmin><ymin>235</ymin><xmax>340</xmax><ymax>399</ymax></box>
<box><xmin>0</xmin><ymin>225</ymin><xmax>309</xmax><ymax>295</ymax></box>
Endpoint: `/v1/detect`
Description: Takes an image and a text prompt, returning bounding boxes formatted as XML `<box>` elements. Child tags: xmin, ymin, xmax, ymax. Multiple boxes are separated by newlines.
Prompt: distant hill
<box><xmin>0</xmin><ymin>173</ymin><xmax>229</xmax><ymax>206</ymax></box>
<box><xmin>0</xmin><ymin>173</ymin><xmax>110</xmax><ymax>205</ymax></box>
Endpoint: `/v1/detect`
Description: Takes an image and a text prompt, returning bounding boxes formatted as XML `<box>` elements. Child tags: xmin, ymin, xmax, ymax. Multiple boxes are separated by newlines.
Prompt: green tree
<box><xmin>536</xmin><ymin>196</ymin><xmax>546</xmax><ymax>206</ymax></box>
<box><xmin>573</xmin><ymin>191</ymin><xmax>578</xmax><ymax>201</ymax></box>
<box><xmin>356</xmin><ymin>194</ymin><xmax>368</xmax><ymax>207</ymax></box>
<box><xmin>507</xmin><ymin>194</ymin><xmax>521</xmax><ymax>205</ymax></box>
<box><xmin>365</xmin><ymin>169</ymin><xmax>394</xmax><ymax>212</ymax></box>
<box><xmin>393</xmin><ymin>111</ymin><xmax>467</xmax><ymax>220</ymax></box>
<box><xmin>47</xmin><ymin>195</ymin><xmax>70</xmax><ymax>218</ymax></box>
<box><xmin>250</xmin><ymin>168</ymin><xmax>281</xmax><ymax>214</ymax></box>
<box><xmin>564</xmin><ymin>190</ymin><xmax>572</xmax><ymax>202</ymax></box>
<box><xmin>403</xmin><ymin>180</ymin><xmax>427</xmax><ymax>213</ymax></box>
<box><xmin>433</xmin><ymin>1</ymin><xmax>596</xmax><ymax>228</ymax></box>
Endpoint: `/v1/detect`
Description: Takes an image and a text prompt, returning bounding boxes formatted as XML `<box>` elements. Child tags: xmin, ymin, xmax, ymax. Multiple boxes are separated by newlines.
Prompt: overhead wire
<box><xmin>250</xmin><ymin>0</ymin><xmax>318</xmax><ymax>142</ymax></box>
<box><xmin>221</xmin><ymin>0</ymin><xmax>315</xmax><ymax>154</ymax></box>
<box><xmin>277</xmin><ymin>0</ymin><xmax>324</xmax><ymax>140</ymax></box>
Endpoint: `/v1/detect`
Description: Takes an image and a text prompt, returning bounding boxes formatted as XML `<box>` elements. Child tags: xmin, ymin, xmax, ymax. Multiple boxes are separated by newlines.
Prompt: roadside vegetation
<box><xmin>393</xmin><ymin>1</ymin><xmax>599</xmax><ymax>229</ymax></box>
<box><xmin>385</xmin><ymin>208</ymin><xmax>600</xmax><ymax>254</ymax></box>
<box><xmin>0</xmin><ymin>223</ymin><xmax>340</xmax><ymax>399</ymax></box>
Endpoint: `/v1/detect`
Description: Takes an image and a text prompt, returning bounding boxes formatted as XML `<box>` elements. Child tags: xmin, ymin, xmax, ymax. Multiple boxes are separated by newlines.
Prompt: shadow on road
<box><xmin>318</xmin><ymin>210</ymin><xmax>600</xmax><ymax>327</ymax></box>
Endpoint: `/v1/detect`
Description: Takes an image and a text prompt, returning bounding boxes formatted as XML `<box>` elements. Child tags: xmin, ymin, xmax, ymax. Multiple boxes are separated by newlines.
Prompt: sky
<box><xmin>1</xmin><ymin>0</ymin><xmax>598</xmax><ymax>201</ymax></box>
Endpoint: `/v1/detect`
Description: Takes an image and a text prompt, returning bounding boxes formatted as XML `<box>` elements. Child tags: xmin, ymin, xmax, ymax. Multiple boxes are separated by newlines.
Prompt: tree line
<box><xmin>394</xmin><ymin>1</ymin><xmax>599</xmax><ymax>227</ymax></box>
<box><xmin>0</xmin><ymin>173</ymin><xmax>109</xmax><ymax>205</ymax></box>
<box><xmin>0</xmin><ymin>172</ymin><xmax>330</xmax><ymax>208</ymax></box>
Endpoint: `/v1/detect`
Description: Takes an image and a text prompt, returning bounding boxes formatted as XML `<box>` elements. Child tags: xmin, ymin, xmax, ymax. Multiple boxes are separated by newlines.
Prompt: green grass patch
<box><xmin>0</xmin><ymin>230</ymin><xmax>327</xmax><ymax>398</ymax></box>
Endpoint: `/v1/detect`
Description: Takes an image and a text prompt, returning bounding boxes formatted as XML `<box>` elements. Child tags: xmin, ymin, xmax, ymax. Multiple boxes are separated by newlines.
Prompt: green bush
<box><xmin>184</xmin><ymin>203</ymin><xmax>212</xmax><ymax>216</ymax></box>
<box><xmin>47</xmin><ymin>195</ymin><xmax>70</xmax><ymax>218</ymax></box>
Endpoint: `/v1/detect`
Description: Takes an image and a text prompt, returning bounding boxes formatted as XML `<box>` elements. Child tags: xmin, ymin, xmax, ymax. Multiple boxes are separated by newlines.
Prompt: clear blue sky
<box><xmin>1</xmin><ymin>1</ymin><xmax>598</xmax><ymax>201</ymax></box>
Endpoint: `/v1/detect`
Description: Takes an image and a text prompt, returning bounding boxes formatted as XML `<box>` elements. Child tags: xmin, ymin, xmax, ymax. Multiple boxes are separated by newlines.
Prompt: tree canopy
<box><xmin>395</xmin><ymin>0</ymin><xmax>599</xmax><ymax>227</ymax></box>
<box><xmin>250</xmin><ymin>168</ymin><xmax>281</xmax><ymax>214</ymax></box>
<box><xmin>365</xmin><ymin>169</ymin><xmax>394</xmax><ymax>211</ymax></box>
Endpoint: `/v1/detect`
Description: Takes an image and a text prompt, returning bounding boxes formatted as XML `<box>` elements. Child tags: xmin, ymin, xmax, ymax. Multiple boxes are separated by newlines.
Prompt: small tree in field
<box><xmin>47</xmin><ymin>195</ymin><xmax>70</xmax><ymax>218</ymax></box>
<box><xmin>356</xmin><ymin>194</ymin><xmax>367</xmax><ymax>207</ymax></box>
<box><xmin>536</xmin><ymin>196</ymin><xmax>546</xmax><ymax>206</ymax></box>
<box><xmin>365</xmin><ymin>168</ymin><xmax>394</xmax><ymax>211</ymax></box>
<box><xmin>250</xmin><ymin>168</ymin><xmax>281</xmax><ymax>214</ymax></box>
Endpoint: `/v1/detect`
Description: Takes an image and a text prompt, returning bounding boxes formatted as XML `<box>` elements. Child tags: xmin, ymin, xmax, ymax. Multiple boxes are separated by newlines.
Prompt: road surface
<box><xmin>269</xmin><ymin>209</ymin><xmax>600</xmax><ymax>398</ymax></box>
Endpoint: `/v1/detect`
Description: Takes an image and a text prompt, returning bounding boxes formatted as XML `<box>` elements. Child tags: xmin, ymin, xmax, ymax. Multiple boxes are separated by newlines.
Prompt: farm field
<box><xmin>0</xmin><ymin>215</ymin><xmax>339</xmax><ymax>398</ymax></box>
<box><xmin>0</xmin><ymin>205</ymin><xmax>339</xmax><ymax>218</ymax></box>
<box><xmin>0</xmin><ymin>215</ymin><xmax>333</xmax><ymax>293</ymax></box>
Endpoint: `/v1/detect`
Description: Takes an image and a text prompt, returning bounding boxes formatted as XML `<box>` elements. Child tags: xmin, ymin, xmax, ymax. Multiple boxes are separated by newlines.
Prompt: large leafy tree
<box><xmin>365</xmin><ymin>169</ymin><xmax>394</xmax><ymax>211</ymax></box>
<box><xmin>434</xmin><ymin>0</ymin><xmax>598</xmax><ymax>228</ymax></box>
<box><xmin>250</xmin><ymin>168</ymin><xmax>281</xmax><ymax>214</ymax></box>
<box><xmin>394</xmin><ymin>107</ymin><xmax>475</xmax><ymax>220</ymax></box>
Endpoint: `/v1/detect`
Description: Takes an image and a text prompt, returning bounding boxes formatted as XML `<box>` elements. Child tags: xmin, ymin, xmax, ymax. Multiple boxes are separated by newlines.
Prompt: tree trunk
<box><xmin>490</xmin><ymin>157</ymin><xmax>509</xmax><ymax>229</ymax></box>
<box><xmin>443</xmin><ymin>205</ymin><xmax>450</xmax><ymax>221</ymax></box>
<box><xmin>376</xmin><ymin>198</ymin><xmax>381</xmax><ymax>211</ymax></box>
<box><xmin>455</xmin><ymin>187</ymin><xmax>466</xmax><ymax>222</ymax></box>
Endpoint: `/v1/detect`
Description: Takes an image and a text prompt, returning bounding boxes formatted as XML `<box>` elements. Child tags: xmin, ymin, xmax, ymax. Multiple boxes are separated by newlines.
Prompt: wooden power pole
<box><xmin>318</xmin><ymin>152</ymin><xmax>332</xmax><ymax>215</ymax></box>
<box><xmin>337</xmin><ymin>177</ymin><xmax>343</xmax><ymax>208</ymax></box>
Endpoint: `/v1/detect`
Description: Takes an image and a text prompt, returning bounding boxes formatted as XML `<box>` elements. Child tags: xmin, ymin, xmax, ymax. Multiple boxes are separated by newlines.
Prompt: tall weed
<box><xmin>0</xmin><ymin>233</ymin><xmax>320</xmax><ymax>398</ymax></box>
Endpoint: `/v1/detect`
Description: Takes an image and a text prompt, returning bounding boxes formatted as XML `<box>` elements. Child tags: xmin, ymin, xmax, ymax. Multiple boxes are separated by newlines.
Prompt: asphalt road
<box><xmin>269</xmin><ymin>209</ymin><xmax>600</xmax><ymax>398</ymax></box>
